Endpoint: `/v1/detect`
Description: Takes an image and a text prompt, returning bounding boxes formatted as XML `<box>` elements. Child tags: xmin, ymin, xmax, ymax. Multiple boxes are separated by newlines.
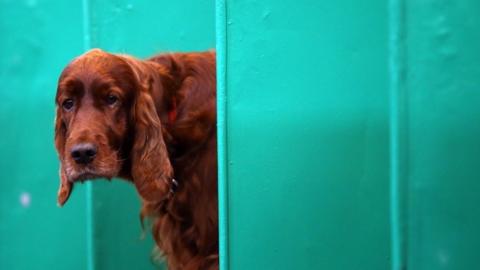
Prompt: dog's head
<box><xmin>54</xmin><ymin>49</ymin><xmax>173</xmax><ymax>206</ymax></box>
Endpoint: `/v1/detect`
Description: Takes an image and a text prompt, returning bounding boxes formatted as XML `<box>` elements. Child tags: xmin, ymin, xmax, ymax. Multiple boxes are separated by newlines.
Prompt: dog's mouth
<box><xmin>58</xmin><ymin>165</ymin><xmax>117</xmax><ymax>207</ymax></box>
<box><xmin>67</xmin><ymin>166</ymin><xmax>114</xmax><ymax>183</ymax></box>
<box><xmin>73</xmin><ymin>172</ymin><xmax>103</xmax><ymax>182</ymax></box>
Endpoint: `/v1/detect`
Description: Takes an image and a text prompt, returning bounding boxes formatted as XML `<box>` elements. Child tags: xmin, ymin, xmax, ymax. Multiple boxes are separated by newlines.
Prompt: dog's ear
<box><xmin>126</xmin><ymin>58</ymin><xmax>174</xmax><ymax>203</ymax></box>
<box><xmin>54</xmin><ymin>107</ymin><xmax>72</xmax><ymax>206</ymax></box>
<box><xmin>57</xmin><ymin>167</ymin><xmax>72</xmax><ymax>206</ymax></box>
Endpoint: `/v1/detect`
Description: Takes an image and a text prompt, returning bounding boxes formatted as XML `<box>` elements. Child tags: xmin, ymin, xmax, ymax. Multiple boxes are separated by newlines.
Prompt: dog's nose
<box><xmin>71</xmin><ymin>143</ymin><xmax>97</xmax><ymax>165</ymax></box>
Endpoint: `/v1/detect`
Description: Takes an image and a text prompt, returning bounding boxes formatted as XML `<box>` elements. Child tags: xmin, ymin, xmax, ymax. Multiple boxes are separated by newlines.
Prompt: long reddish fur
<box><xmin>54</xmin><ymin>50</ymin><xmax>218</xmax><ymax>270</ymax></box>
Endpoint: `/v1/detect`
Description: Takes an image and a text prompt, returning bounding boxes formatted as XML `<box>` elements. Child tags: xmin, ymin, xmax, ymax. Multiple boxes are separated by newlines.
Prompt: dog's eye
<box><xmin>106</xmin><ymin>94</ymin><xmax>118</xmax><ymax>106</ymax></box>
<box><xmin>62</xmin><ymin>99</ymin><xmax>74</xmax><ymax>111</ymax></box>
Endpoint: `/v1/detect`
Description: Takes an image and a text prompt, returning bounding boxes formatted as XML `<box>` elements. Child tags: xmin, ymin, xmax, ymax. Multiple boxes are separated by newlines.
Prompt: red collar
<box><xmin>168</xmin><ymin>97</ymin><xmax>177</xmax><ymax>124</ymax></box>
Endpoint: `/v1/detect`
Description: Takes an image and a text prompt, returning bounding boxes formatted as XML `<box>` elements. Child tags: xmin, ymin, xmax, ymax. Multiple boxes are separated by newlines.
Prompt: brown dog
<box><xmin>54</xmin><ymin>49</ymin><xmax>218</xmax><ymax>270</ymax></box>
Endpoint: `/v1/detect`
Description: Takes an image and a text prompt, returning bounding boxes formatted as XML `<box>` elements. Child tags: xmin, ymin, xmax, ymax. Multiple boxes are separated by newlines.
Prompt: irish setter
<box><xmin>54</xmin><ymin>49</ymin><xmax>218</xmax><ymax>270</ymax></box>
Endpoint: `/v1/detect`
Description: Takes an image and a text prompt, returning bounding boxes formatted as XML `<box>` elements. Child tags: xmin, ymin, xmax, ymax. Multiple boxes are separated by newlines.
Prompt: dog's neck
<box><xmin>147</xmin><ymin>56</ymin><xmax>216</xmax><ymax>155</ymax></box>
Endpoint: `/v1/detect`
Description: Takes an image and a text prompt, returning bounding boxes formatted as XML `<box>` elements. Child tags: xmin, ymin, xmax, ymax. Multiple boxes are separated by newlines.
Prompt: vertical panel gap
<box><xmin>216</xmin><ymin>0</ymin><xmax>229</xmax><ymax>269</ymax></box>
<box><xmin>389</xmin><ymin>0</ymin><xmax>408</xmax><ymax>269</ymax></box>
<box><xmin>82</xmin><ymin>0</ymin><xmax>95</xmax><ymax>269</ymax></box>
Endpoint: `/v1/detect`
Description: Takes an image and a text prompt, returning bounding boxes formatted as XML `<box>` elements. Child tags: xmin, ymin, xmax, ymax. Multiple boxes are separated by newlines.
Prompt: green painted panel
<box><xmin>405</xmin><ymin>1</ymin><xmax>480</xmax><ymax>269</ymax></box>
<box><xmin>220</xmin><ymin>1</ymin><xmax>480</xmax><ymax>269</ymax></box>
<box><xmin>0</xmin><ymin>0</ymin><xmax>87</xmax><ymax>269</ymax></box>
<box><xmin>222</xmin><ymin>0</ymin><xmax>390</xmax><ymax>269</ymax></box>
<box><xmin>89</xmin><ymin>0</ymin><xmax>215</xmax><ymax>56</ymax></box>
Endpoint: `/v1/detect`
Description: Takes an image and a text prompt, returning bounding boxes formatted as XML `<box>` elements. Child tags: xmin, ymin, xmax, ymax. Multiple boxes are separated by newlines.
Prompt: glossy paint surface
<box><xmin>217</xmin><ymin>0</ymin><xmax>480</xmax><ymax>269</ymax></box>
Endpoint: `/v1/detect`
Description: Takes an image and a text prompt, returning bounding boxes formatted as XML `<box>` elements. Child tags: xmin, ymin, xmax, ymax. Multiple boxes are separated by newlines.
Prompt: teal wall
<box><xmin>217</xmin><ymin>0</ymin><xmax>480</xmax><ymax>269</ymax></box>
<box><xmin>0</xmin><ymin>1</ymin><xmax>214</xmax><ymax>269</ymax></box>
<box><xmin>219</xmin><ymin>0</ymin><xmax>390</xmax><ymax>269</ymax></box>
<box><xmin>405</xmin><ymin>1</ymin><xmax>480</xmax><ymax>269</ymax></box>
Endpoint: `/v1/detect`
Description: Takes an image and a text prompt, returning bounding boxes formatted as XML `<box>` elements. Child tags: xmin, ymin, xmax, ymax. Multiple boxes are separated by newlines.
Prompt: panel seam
<box><xmin>82</xmin><ymin>0</ymin><xmax>95</xmax><ymax>269</ymax></box>
<box><xmin>216</xmin><ymin>0</ymin><xmax>229</xmax><ymax>269</ymax></box>
<box><xmin>388</xmin><ymin>0</ymin><xmax>408</xmax><ymax>269</ymax></box>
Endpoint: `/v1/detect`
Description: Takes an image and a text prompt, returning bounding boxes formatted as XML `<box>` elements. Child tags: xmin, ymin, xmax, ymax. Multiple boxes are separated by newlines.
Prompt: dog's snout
<box><xmin>71</xmin><ymin>143</ymin><xmax>97</xmax><ymax>165</ymax></box>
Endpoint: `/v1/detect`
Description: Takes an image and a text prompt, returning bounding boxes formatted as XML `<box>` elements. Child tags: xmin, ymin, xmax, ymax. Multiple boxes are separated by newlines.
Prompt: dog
<box><xmin>54</xmin><ymin>49</ymin><xmax>218</xmax><ymax>270</ymax></box>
